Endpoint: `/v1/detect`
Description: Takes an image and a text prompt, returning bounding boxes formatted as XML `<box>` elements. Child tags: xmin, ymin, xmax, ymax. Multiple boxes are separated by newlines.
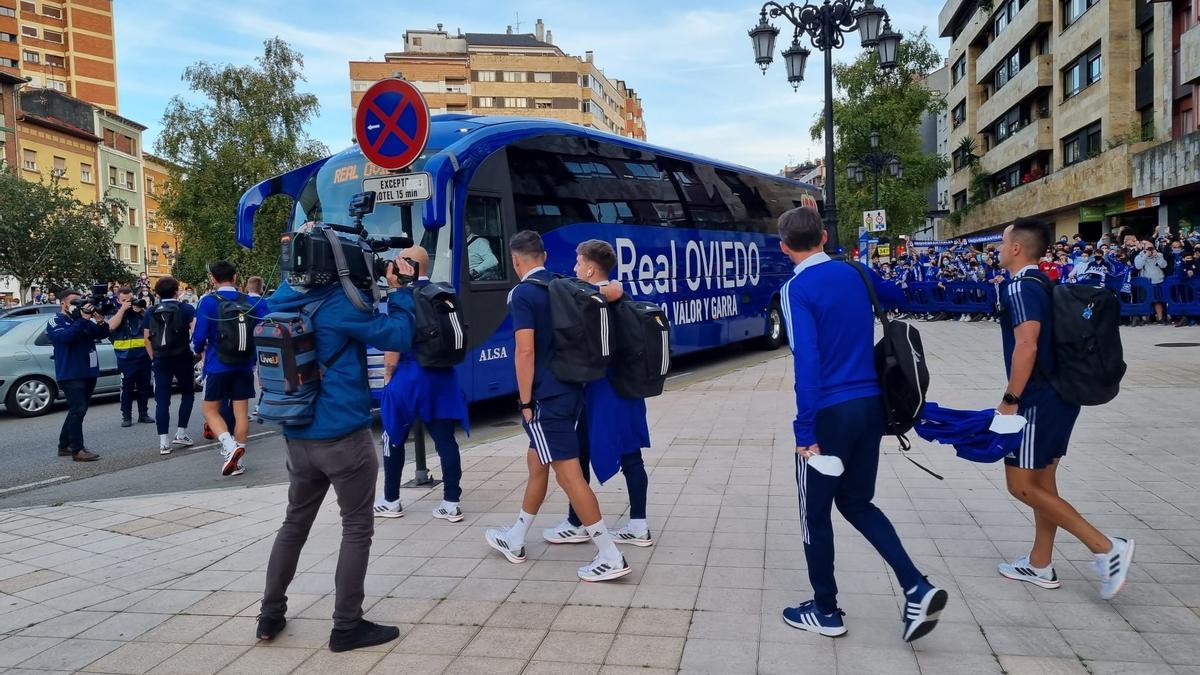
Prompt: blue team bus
<box><xmin>236</xmin><ymin>114</ymin><xmax>821</xmax><ymax>403</ymax></box>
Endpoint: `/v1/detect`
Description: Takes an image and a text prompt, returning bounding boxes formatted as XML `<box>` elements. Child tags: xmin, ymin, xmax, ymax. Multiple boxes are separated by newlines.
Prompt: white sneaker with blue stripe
<box><xmin>782</xmin><ymin>600</ymin><xmax>847</xmax><ymax>637</ymax></box>
<box><xmin>542</xmin><ymin>520</ymin><xmax>589</xmax><ymax>544</ymax></box>
<box><xmin>901</xmin><ymin>580</ymin><xmax>948</xmax><ymax>642</ymax></box>
<box><xmin>577</xmin><ymin>553</ymin><xmax>631</xmax><ymax>582</ymax></box>
<box><xmin>998</xmin><ymin>554</ymin><xmax>1061</xmax><ymax>589</ymax></box>
<box><xmin>485</xmin><ymin>528</ymin><xmax>526</xmax><ymax>564</ymax></box>
<box><xmin>1094</xmin><ymin>536</ymin><xmax>1134</xmax><ymax>600</ymax></box>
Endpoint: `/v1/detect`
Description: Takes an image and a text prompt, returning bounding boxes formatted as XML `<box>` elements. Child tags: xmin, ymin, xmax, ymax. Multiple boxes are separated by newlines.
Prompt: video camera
<box><xmin>281</xmin><ymin>191</ymin><xmax>417</xmax><ymax>291</ymax></box>
<box><xmin>69</xmin><ymin>283</ymin><xmax>114</xmax><ymax>319</ymax></box>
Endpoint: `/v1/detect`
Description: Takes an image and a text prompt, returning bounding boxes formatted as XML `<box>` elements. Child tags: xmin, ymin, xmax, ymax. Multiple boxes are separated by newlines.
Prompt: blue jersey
<box><xmin>998</xmin><ymin>267</ymin><xmax>1056</xmax><ymax>393</ymax></box>
<box><xmin>507</xmin><ymin>267</ymin><xmax>581</xmax><ymax>401</ymax></box>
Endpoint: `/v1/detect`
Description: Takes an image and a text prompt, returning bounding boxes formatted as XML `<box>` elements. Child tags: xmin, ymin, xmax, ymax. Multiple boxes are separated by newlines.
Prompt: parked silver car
<box><xmin>0</xmin><ymin>315</ymin><xmax>121</xmax><ymax>417</ymax></box>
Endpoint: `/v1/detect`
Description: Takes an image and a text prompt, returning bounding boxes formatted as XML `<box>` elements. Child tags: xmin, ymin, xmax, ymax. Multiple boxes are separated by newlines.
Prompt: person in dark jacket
<box><xmin>145</xmin><ymin>276</ymin><xmax>197</xmax><ymax>455</ymax></box>
<box><xmin>106</xmin><ymin>287</ymin><xmax>153</xmax><ymax>427</ymax></box>
<box><xmin>46</xmin><ymin>288</ymin><xmax>110</xmax><ymax>461</ymax></box>
<box><xmin>257</xmin><ymin>249</ymin><xmax>417</xmax><ymax>653</ymax></box>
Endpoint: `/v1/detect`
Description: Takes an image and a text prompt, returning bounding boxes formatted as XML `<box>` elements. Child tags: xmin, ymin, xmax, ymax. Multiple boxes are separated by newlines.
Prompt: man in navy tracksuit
<box><xmin>46</xmin><ymin>289</ymin><xmax>109</xmax><ymax>462</ymax></box>
<box><xmin>106</xmin><ymin>287</ymin><xmax>153</xmax><ymax>427</ymax></box>
<box><xmin>777</xmin><ymin>206</ymin><xmax>946</xmax><ymax>642</ymax></box>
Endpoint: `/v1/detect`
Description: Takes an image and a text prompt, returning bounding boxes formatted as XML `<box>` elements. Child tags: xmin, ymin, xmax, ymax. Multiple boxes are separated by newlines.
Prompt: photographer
<box><xmin>257</xmin><ymin>248</ymin><xmax>418</xmax><ymax>653</ymax></box>
<box><xmin>106</xmin><ymin>287</ymin><xmax>153</xmax><ymax>427</ymax></box>
<box><xmin>46</xmin><ymin>288</ymin><xmax>110</xmax><ymax>462</ymax></box>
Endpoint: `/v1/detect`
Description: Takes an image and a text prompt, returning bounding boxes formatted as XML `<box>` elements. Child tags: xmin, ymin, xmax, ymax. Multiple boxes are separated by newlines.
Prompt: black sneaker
<box><xmin>138</xmin><ymin>413</ymin><xmax>154</xmax><ymax>424</ymax></box>
<box><xmin>121</xmin><ymin>418</ymin><xmax>133</xmax><ymax>428</ymax></box>
<box><xmin>256</xmin><ymin>614</ymin><xmax>286</xmax><ymax>641</ymax></box>
<box><xmin>329</xmin><ymin>620</ymin><xmax>400</xmax><ymax>653</ymax></box>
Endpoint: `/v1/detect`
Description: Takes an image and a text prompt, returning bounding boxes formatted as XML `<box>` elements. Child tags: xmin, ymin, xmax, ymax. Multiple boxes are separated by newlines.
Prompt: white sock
<box><xmin>159</xmin><ymin>434</ymin><xmax>169</xmax><ymax>446</ymax></box>
<box><xmin>1028</xmin><ymin>556</ymin><xmax>1054</xmax><ymax>574</ymax></box>
<box><xmin>585</xmin><ymin>520</ymin><xmax>621</xmax><ymax>562</ymax></box>
<box><xmin>218</xmin><ymin>432</ymin><xmax>236</xmax><ymax>454</ymax></box>
<box><xmin>441</xmin><ymin>500</ymin><xmax>459</xmax><ymax>512</ymax></box>
<box><xmin>509</xmin><ymin>510</ymin><xmax>534</xmax><ymax>547</ymax></box>
<box><xmin>176</xmin><ymin>427</ymin><xmax>187</xmax><ymax>437</ymax></box>
<box><xmin>1094</xmin><ymin>535</ymin><xmax>1118</xmax><ymax>559</ymax></box>
<box><xmin>628</xmin><ymin>518</ymin><xmax>648</xmax><ymax>535</ymax></box>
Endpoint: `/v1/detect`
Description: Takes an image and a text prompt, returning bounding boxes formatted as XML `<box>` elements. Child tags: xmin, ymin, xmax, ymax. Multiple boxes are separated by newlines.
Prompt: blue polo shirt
<box><xmin>998</xmin><ymin>266</ymin><xmax>1056</xmax><ymax>394</ymax></box>
<box><xmin>507</xmin><ymin>267</ymin><xmax>581</xmax><ymax>401</ymax></box>
<box><xmin>192</xmin><ymin>287</ymin><xmax>268</xmax><ymax>375</ymax></box>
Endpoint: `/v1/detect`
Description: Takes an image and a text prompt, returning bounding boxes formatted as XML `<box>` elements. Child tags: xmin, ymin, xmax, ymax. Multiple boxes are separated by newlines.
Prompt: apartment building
<box><xmin>95</xmin><ymin>107</ymin><xmax>147</xmax><ymax>273</ymax></box>
<box><xmin>348</xmin><ymin>20</ymin><xmax>647</xmax><ymax>140</ymax></box>
<box><xmin>939</xmin><ymin>0</ymin><xmax>1173</xmax><ymax>241</ymax></box>
<box><xmin>0</xmin><ymin>0</ymin><xmax>117</xmax><ymax>111</ymax></box>
<box><xmin>142</xmin><ymin>153</ymin><xmax>180</xmax><ymax>283</ymax></box>
<box><xmin>919</xmin><ymin>64</ymin><xmax>951</xmax><ymax>239</ymax></box>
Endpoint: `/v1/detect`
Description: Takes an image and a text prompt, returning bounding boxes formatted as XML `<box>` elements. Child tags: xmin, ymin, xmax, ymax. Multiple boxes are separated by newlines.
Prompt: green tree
<box><xmin>155</xmin><ymin>38</ymin><xmax>327</xmax><ymax>287</ymax></box>
<box><xmin>0</xmin><ymin>170</ymin><xmax>131</xmax><ymax>301</ymax></box>
<box><xmin>810</xmin><ymin>29</ymin><xmax>950</xmax><ymax>245</ymax></box>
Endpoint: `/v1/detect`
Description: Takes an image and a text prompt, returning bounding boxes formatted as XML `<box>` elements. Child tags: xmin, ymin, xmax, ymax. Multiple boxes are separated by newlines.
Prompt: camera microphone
<box><xmin>372</xmin><ymin>236</ymin><xmax>414</xmax><ymax>251</ymax></box>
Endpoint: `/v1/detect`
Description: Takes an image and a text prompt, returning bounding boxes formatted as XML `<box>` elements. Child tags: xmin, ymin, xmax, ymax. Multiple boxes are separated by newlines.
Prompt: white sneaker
<box><xmin>220</xmin><ymin>446</ymin><xmax>244</xmax><ymax>476</ymax></box>
<box><xmin>159</xmin><ymin>442</ymin><xmax>172</xmax><ymax>456</ymax></box>
<box><xmin>432</xmin><ymin>504</ymin><xmax>464</xmax><ymax>523</ymax></box>
<box><xmin>173</xmin><ymin>432</ymin><xmax>194</xmax><ymax>446</ymax></box>
<box><xmin>998</xmin><ymin>555</ymin><xmax>1061</xmax><ymax>589</ymax></box>
<box><xmin>373</xmin><ymin>498</ymin><xmax>404</xmax><ymax>518</ymax></box>
<box><xmin>610</xmin><ymin>525</ymin><xmax>654</xmax><ymax>548</ymax></box>
<box><xmin>1094</xmin><ymin>537</ymin><xmax>1135</xmax><ymax>600</ymax></box>
<box><xmin>543</xmin><ymin>519</ymin><xmax>589</xmax><ymax>544</ymax></box>
<box><xmin>485</xmin><ymin>528</ymin><xmax>526</xmax><ymax>564</ymax></box>
<box><xmin>578</xmin><ymin>553</ymin><xmax>631</xmax><ymax>582</ymax></box>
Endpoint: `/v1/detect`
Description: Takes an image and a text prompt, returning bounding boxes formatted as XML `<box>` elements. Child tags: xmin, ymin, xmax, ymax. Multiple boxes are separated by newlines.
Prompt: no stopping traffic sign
<box><xmin>354</xmin><ymin>78</ymin><xmax>431</xmax><ymax>171</ymax></box>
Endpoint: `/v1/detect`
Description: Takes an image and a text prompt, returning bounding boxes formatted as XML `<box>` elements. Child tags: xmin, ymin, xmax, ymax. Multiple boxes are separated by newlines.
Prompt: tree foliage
<box><xmin>810</xmin><ymin>29</ymin><xmax>950</xmax><ymax>245</ymax></box>
<box><xmin>0</xmin><ymin>170</ymin><xmax>131</xmax><ymax>301</ymax></box>
<box><xmin>155</xmin><ymin>38</ymin><xmax>327</xmax><ymax>287</ymax></box>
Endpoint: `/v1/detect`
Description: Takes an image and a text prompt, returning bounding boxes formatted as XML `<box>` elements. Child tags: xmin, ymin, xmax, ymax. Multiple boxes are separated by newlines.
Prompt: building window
<box><xmin>477</xmin><ymin>96</ymin><xmax>494</xmax><ymax>107</ymax></box>
<box><xmin>951</xmin><ymin>100</ymin><xmax>965</xmax><ymax>129</ymax></box>
<box><xmin>145</xmin><ymin>176</ymin><xmax>154</xmax><ymax>194</ymax></box>
<box><xmin>129</xmin><ymin>244</ymin><xmax>138</xmax><ymax>264</ymax></box>
<box><xmin>125</xmin><ymin>170</ymin><xmax>134</xmax><ymax>190</ymax></box>
<box><xmin>20</xmin><ymin>25</ymin><xmax>36</xmax><ymax>38</ymax></box>
<box><xmin>952</xmin><ymin>191</ymin><xmax>968</xmax><ymax>210</ymax></box>
<box><xmin>533</xmin><ymin>72</ymin><xmax>552</xmax><ymax>83</ymax></box>
<box><xmin>0</xmin><ymin>7</ymin><xmax>15</xmax><ymax>17</ymax></box>
<box><xmin>45</xmin><ymin>54</ymin><xmax>64</xmax><ymax>68</ymax></box>
<box><xmin>51</xmin><ymin>155</ymin><xmax>65</xmax><ymax>177</ymax></box>
<box><xmin>411</xmin><ymin>36</ymin><xmax>422</xmax><ymax>46</ymax></box>
<box><xmin>504</xmin><ymin>97</ymin><xmax>527</xmax><ymax>108</ymax></box>
<box><xmin>476</xmin><ymin>70</ymin><xmax>496</xmax><ymax>82</ymax></box>
<box><xmin>48</xmin><ymin>79</ymin><xmax>65</xmax><ymax>92</ymax></box>
<box><xmin>22</xmin><ymin>149</ymin><xmax>35</xmax><ymax>171</ymax></box>
<box><xmin>22</xmin><ymin>50</ymin><xmax>38</xmax><ymax>64</ymax></box>
<box><xmin>1063</xmin><ymin>0</ymin><xmax>1099</xmax><ymax>28</ymax></box>
<box><xmin>0</xmin><ymin>57</ymin><xmax>16</xmax><ymax>67</ymax></box>
<box><xmin>148</xmin><ymin>211</ymin><xmax>156</xmax><ymax>228</ymax></box>
<box><xmin>1062</xmin><ymin>120</ymin><xmax>1101</xmax><ymax>166</ymax></box>
<box><xmin>535</xmin><ymin>98</ymin><xmax>552</xmax><ymax>109</ymax></box>
<box><xmin>126</xmin><ymin>135</ymin><xmax>137</xmax><ymax>156</ymax></box>
<box><xmin>1139</xmin><ymin>106</ymin><xmax>1154</xmax><ymax>141</ymax></box>
<box><xmin>1141</xmin><ymin>27</ymin><xmax>1154</xmax><ymax>64</ymax></box>
<box><xmin>42</xmin><ymin>29</ymin><xmax>61</xmax><ymax>43</ymax></box>
<box><xmin>0</xmin><ymin>32</ymin><xmax>15</xmax><ymax>42</ymax></box>
<box><xmin>41</xmin><ymin>4</ymin><xmax>61</xmax><ymax>18</ymax></box>
<box><xmin>502</xmin><ymin>71</ymin><xmax>527</xmax><ymax>83</ymax></box>
<box><xmin>994</xmin><ymin>106</ymin><xmax>1026</xmax><ymax>144</ymax></box>
<box><xmin>1062</xmin><ymin>43</ymin><xmax>1101</xmax><ymax>100</ymax></box>
<box><xmin>994</xmin><ymin>49</ymin><xmax>1023</xmax><ymax>91</ymax></box>
<box><xmin>951</xmin><ymin>54</ymin><xmax>966</xmax><ymax>85</ymax></box>
<box><xmin>109</xmin><ymin>165</ymin><xmax>118</xmax><ymax>185</ymax></box>
<box><xmin>128</xmin><ymin>207</ymin><xmax>137</xmax><ymax>227</ymax></box>
<box><xmin>81</xmin><ymin>163</ymin><xmax>92</xmax><ymax>183</ymax></box>
<box><xmin>18</xmin><ymin>0</ymin><xmax>30</xmax><ymax>11</ymax></box>
<box><xmin>993</xmin><ymin>0</ymin><xmax>1020</xmax><ymax>37</ymax></box>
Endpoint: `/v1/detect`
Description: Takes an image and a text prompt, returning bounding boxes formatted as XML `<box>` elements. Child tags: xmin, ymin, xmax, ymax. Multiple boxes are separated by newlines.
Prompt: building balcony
<box><xmin>980</xmin><ymin>117</ymin><xmax>1051</xmax><ymax>175</ymax></box>
<box><xmin>1132</xmin><ymin>130</ymin><xmax>1200</xmax><ymax>197</ymax></box>
<box><xmin>975</xmin><ymin>0</ymin><xmax>1051</xmax><ymax>85</ymax></box>
<box><xmin>976</xmin><ymin>55</ymin><xmax>1052</xmax><ymax>132</ymax></box>
<box><xmin>1181</xmin><ymin>24</ymin><xmax>1200</xmax><ymax>87</ymax></box>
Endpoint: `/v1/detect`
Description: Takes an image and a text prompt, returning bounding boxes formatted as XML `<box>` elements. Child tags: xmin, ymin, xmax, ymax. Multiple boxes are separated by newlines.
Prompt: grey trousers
<box><xmin>261</xmin><ymin>427</ymin><xmax>378</xmax><ymax>630</ymax></box>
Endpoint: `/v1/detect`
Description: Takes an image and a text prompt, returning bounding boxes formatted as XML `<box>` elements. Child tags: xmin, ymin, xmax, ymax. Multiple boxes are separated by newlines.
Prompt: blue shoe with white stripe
<box><xmin>782</xmin><ymin>600</ymin><xmax>847</xmax><ymax>637</ymax></box>
<box><xmin>901</xmin><ymin>579</ymin><xmax>948</xmax><ymax>642</ymax></box>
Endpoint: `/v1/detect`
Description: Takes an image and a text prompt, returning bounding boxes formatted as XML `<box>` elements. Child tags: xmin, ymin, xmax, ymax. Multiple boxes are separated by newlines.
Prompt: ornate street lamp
<box><xmin>850</xmin><ymin>129</ymin><xmax>903</xmax><ymax>209</ymax></box>
<box><xmin>751</xmin><ymin>0</ymin><xmax>902</xmax><ymax>253</ymax></box>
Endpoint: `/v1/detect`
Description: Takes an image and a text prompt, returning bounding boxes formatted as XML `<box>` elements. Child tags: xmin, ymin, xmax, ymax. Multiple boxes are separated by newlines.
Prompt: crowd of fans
<box><xmin>873</xmin><ymin>227</ymin><xmax>1200</xmax><ymax>327</ymax></box>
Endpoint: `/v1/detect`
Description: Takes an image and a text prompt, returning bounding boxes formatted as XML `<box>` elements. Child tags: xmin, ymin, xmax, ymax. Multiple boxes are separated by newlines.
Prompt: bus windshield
<box><xmin>290</xmin><ymin>148</ymin><xmax>452</xmax><ymax>283</ymax></box>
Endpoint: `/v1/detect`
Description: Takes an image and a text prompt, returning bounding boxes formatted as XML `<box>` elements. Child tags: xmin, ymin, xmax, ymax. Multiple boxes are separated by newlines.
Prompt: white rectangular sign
<box><xmin>362</xmin><ymin>172</ymin><xmax>431</xmax><ymax>204</ymax></box>
<box><xmin>864</xmin><ymin>209</ymin><xmax>887</xmax><ymax>232</ymax></box>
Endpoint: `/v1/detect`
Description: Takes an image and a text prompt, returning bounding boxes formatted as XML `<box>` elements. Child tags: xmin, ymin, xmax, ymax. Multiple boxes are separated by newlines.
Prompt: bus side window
<box><xmin>465</xmin><ymin>195</ymin><xmax>506</xmax><ymax>283</ymax></box>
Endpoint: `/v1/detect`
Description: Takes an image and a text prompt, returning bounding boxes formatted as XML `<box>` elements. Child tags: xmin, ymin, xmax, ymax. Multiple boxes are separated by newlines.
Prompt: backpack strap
<box><xmin>298</xmin><ymin>296</ymin><xmax>357</xmax><ymax>371</ymax></box>
<box><xmin>845</xmin><ymin>260</ymin><xmax>890</xmax><ymax>326</ymax></box>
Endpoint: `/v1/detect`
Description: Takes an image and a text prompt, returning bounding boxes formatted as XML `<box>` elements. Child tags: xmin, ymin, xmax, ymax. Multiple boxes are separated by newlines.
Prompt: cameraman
<box><xmin>106</xmin><ymin>287</ymin><xmax>153</xmax><ymax>427</ymax></box>
<box><xmin>257</xmin><ymin>250</ymin><xmax>418</xmax><ymax>653</ymax></box>
<box><xmin>46</xmin><ymin>288</ymin><xmax>109</xmax><ymax>462</ymax></box>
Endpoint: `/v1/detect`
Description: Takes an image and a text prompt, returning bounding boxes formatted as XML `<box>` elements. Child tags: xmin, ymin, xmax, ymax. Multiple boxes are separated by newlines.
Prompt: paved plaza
<box><xmin>0</xmin><ymin>321</ymin><xmax>1198</xmax><ymax>674</ymax></box>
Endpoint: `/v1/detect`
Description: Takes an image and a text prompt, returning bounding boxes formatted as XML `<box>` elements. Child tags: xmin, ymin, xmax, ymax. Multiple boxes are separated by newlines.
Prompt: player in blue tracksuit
<box><xmin>46</xmin><ymin>289</ymin><xmax>110</xmax><ymax>461</ymax></box>
<box><xmin>777</xmin><ymin>206</ymin><xmax>947</xmax><ymax>642</ymax></box>
<box><xmin>375</xmin><ymin>246</ymin><xmax>469</xmax><ymax>523</ymax></box>
<box><xmin>993</xmin><ymin>219</ymin><xmax>1133</xmax><ymax>599</ymax></box>
<box><xmin>542</xmin><ymin>240</ymin><xmax>654</xmax><ymax>549</ymax></box>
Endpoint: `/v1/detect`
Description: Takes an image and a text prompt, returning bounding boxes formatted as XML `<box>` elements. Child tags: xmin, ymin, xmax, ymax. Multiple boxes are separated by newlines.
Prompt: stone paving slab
<box><xmin>0</xmin><ymin>322</ymin><xmax>1198</xmax><ymax>674</ymax></box>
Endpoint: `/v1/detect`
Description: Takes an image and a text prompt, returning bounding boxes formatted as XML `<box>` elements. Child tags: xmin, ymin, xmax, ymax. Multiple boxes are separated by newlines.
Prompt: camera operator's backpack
<box><xmin>215</xmin><ymin>292</ymin><xmax>257</xmax><ymax>366</ymax></box>
<box><xmin>412</xmin><ymin>282</ymin><xmax>468</xmax><ymax>368</ymax></box>
<box><xmin>523</xmin><ymin>275</ymin><xmax>611</xmax><ymax>383</ymax></box>
<box><xmin>147</xmin><ymin>302</ymin><xmax>191</xmax><ymax>357</ymax></box>
<box><xmin>254</xmin><ymin>298</ymin><xmax>354</xmax><ymax>426</ymax></box>
<box><xmin>1022</xmin><ymin>275</ymin><xmax>1125</xmax><ymax>406</ymax></box>
<box><xmin>609</xmin><ymin>297</ymin><xmax>671</xmax><ymax>399</ymax></box>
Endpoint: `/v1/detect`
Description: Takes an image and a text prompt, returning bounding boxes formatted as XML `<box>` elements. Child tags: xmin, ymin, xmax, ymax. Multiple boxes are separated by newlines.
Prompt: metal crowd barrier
<box><xmin>1165</xmin><ymin>277</ymin><xmax>1200</xmax><ymax>317</ymax></box>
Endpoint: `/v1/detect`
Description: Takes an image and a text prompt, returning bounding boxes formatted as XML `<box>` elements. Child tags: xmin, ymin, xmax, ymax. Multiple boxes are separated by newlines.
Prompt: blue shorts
<box><xmin>1004</xmin><ymin>387</ymin><xmax>1080</xmax><ymax>470</ymax></box>
<box><xmin>204</xmin><ymin>370</ymin><xmax>255</xmax><ymax>402</ymax></box>
<box><xmin>523</xmin><ymin>392</ymin><xmax>582</xmax><ymax>464</ymax></box>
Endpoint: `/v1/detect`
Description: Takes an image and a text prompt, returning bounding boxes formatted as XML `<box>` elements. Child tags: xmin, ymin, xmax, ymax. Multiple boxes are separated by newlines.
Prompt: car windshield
<box><xmin>290</xmin><ymin>147</ymin><xmax>452</xmax><ymax>284</ymax></box>
<box><xmin>0</xmin><ymin>319</ymin><xmax>21</xmax><ymax>338</ymax></box>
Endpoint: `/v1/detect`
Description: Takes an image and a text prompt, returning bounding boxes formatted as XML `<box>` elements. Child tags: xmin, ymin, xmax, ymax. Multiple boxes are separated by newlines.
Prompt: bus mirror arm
<box><xmin>421</xmin><ymin>152</ymin><xmax>459</xmax><ymax>230</ymax></box>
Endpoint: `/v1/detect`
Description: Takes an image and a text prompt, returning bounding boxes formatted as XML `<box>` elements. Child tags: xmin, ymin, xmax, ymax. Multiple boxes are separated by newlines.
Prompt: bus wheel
<box><xmin>757</xmin><ymin>301</ymin><xmax>786</xmax><ymax>350</ymax></box>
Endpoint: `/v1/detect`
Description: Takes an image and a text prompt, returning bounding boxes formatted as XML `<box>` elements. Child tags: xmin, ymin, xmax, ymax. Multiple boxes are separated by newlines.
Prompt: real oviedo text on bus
<box><xmin>235</xmin><ymin>114</ymin><xmax>821</xmax><ymax>404</ymax></box>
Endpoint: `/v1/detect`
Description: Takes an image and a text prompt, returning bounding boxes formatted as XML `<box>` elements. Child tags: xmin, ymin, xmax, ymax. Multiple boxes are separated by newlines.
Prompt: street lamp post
<box><xmin>846</xmin><ymin>129</ymin><xmax>903</xmax><ymax>210</ymax></box>
<box><xmin>750</xmin><ymin>0</ymin><xmax>902</xmax><ymax>252</ymax></box>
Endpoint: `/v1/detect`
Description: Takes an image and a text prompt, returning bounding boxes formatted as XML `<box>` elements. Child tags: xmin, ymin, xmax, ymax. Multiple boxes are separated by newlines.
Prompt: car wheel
<box><xmin>755</xmin><ymin>301</ymin><xmax>786</xmax><ymax>350</ymax></box>
<box><xmin>6</xmin><ymin>375</ymin><xmax>57</xmax><ymax>417</ymax></box>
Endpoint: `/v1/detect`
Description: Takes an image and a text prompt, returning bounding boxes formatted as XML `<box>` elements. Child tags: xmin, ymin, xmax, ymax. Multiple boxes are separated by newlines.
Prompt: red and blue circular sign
<box><xmin>354</xmin><ymin>78</ymin><xmax>431</xmax><ymax>171</ymax></box>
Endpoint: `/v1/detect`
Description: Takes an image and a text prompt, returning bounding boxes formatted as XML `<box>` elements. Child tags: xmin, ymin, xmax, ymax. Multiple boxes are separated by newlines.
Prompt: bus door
<box><xmin>457</xmin><ymin>149</ymin><xmax>519</xmax><ymax>402</ymax></box>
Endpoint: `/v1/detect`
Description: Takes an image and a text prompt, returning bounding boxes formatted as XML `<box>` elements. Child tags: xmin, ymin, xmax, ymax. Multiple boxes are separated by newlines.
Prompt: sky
<box><xmin>115</xmin><ymin>0</ymin><xmax>948</xmax><ymax>175</ymax></box>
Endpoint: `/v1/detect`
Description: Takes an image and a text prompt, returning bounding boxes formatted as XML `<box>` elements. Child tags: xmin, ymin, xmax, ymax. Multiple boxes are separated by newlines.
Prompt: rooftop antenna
<box><xmin>513</xmin><ymin>11</ymin><xmax>522</xmax><ymax>32</ymax></box>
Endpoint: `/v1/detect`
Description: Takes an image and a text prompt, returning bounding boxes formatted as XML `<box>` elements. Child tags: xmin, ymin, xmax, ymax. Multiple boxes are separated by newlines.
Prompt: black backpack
<box><xmin>1022</xmin><ymin>276</ymin><xmax>1125</xmax><ymax>406</ymax></box>
<box><xmin>147</xmin><ymin>302</ymin><xmax>191</xmax><ymax>357</ymax></box>
<box><xmin>215</xmin><ymin>292</ymin><xmax>258</xmax><ymax>366</ymax></box>
<box><xmin>412</xmin><ymin>282</ymin><xmax>468</xmax><ymax>368</ymax></box>
<box><xmin>847</xmin><ymin>262</ymin><xmax>933</xmax><ymax>467</ymax></box>
<box><xmin>609</xmin><ymin>297</ymin><xmax>671</xmax><ymax>399</ymax></box>
<box><xmin>523</xmin><ymin>275</ymin><xmax>611</xmax><ymax>383</ymax></box>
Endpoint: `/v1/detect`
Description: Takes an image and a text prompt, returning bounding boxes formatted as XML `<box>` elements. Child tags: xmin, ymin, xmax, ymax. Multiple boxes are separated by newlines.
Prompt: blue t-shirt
<box><xmin>507</xmin><ymin>267</ymin><xmax>581</xmax><ymax>401</ymax></box>
<box><xmin>192</xmin><ymin>287</ymin><xmax>268</xmax><ymax>375</ymax></box>
<box><xmin>998</xmin><ymin>267</ymin><xmax>1055</xmax><ymax>394</ymax></box>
